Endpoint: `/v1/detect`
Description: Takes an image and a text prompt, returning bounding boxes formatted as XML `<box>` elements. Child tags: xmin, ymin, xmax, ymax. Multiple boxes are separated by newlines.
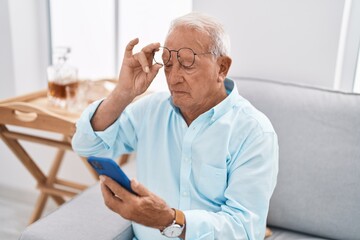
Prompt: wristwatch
<box><xmin>160</xmin><ymin>208</ymin><xmax>185</xmax><ymax>238</ymax></box>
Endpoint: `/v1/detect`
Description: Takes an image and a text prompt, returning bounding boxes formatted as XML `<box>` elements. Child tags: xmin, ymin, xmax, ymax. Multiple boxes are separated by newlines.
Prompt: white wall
<box><xmin>334</xmin><ymin>0</ymin><xmax>360</xmax><ymax>91</ymax></box>
<box><xmin>0</xmin><ymin>0</ymin><xmax>15</xmax><ymax>99</ymax></box>
<box><xmin>354</xmin><ymin>45</ymin><xmax>360</xmax><ymax>93</ymax></box>
<box><xmin>49</xmin><ymin>0</ymin><xmax>192</xmax><ymax>85</ymax></box>
<box><xmin>8</xmin><ymin>0</ymin><xmax>50</xmax><ymax>95</ymax></box>
<box><xmin>193</xmin><ymin>0</ymin><xmax>345</xmax><ymax>89</ymax></box>
<box><xmin>50</xmin><ymin>0</ymin><xmax>116</xmax><ymax>79</ymax></box>
<box><xmin>118</xmin><ymin>0</ymin><xmax>192</xmax><ymax>92</ymax></box>
<box><xmin>0</xmin><ymin>0</ymin><xmax>49</xmax><ymax>99</ymax></box>
<box><xmin>0</xmin><ymin>0</ymin><xmax>52</xmax><ymax>192</ymax></box>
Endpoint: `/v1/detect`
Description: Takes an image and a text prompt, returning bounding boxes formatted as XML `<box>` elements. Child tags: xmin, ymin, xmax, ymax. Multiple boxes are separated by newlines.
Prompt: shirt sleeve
<box><xmin>184</xmin><ymin>131</ymin><xmax>279</xmax><ymax>240</ymax></box>
<box><xmin>71</xmin><ymin>98</ymin><xmax>142</xmax><ymax>160</ymax></box>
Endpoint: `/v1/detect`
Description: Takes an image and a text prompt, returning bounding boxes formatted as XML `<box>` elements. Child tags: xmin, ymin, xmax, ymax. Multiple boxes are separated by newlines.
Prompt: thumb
<box><xmin>148</xmin><ymin>63</ymin><xmax>163</xmax><ymax>79</ymax></box>
<box><xmin>131</xmin><ymin>179</ymin><xmax>150</xmax><ymax>197</ymax></box>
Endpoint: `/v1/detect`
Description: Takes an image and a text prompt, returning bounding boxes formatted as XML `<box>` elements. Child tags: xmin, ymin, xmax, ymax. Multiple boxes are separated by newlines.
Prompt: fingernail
<box><xmin>99</xmin><ymin>175</ymin><xmax>105</xmax><ymax>183</ymax></box>
<box><xmin>144</xmin><ymin>66</ymin><xmax>150</xmax><ymax>73</ymax></box>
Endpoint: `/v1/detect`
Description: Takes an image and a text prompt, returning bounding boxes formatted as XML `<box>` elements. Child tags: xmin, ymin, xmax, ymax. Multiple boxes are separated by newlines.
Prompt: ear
<box><xmin>217</xmin><ymin>56</ymin><xmax>232</xmax><ymax>82</ymax></box>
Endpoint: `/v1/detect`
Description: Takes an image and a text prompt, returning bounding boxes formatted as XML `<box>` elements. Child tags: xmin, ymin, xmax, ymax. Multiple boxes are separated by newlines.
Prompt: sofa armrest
<box><xmin>20</xmin><ymin>183</ymin><xmax>134</xmax><ymax>240</ymax></box>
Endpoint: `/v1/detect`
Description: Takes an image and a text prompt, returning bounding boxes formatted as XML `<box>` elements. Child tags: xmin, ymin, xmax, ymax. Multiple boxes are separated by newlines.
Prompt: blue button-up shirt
<box><xmin>72</xmin><ymin>78</ymin><xmax>278</xmax><ymax>240</ymax></box>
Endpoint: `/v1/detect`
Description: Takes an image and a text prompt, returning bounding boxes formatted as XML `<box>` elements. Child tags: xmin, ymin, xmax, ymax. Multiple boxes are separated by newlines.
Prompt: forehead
<box><xmin>164</xmin><ymin>26</ymin><xmax>211</xmax><ymax>51</ymax></box>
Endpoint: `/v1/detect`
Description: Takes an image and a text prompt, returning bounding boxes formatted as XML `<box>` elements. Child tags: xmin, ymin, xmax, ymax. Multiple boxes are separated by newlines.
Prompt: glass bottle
<box><xmin>47</xmin><ymin>47</ymin><xmax>78</xmax><ymax>108</ymax></box>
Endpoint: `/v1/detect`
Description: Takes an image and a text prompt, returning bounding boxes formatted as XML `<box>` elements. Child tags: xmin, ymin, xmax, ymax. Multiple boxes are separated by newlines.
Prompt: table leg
<box><xmin>30</xmin><ymin>148</ymin><xmax>67</xmax><ymax>223</ymax></box>
<box><xmin>0</xmin><ymin>126</ymin><xmax>68</xmax><ymax>222</ymax></box>
<box><xmin>46</xmin><ymin>147</ymin><xmax>66</xmax><ymax>206</ymax></box>
<box><xmin>0</xmin><ymin>125</ymin><xmax>95</xmax><ymax>224</ymax></box>
<box><xmin>0</xmin><ymin>125</ymin><xmax>46</xmax><ymax>183</ymax></box>
<box><xmin>28</xmin><ymin>192</ymin><xmax>48</xmax><ymax>224</ymax></box>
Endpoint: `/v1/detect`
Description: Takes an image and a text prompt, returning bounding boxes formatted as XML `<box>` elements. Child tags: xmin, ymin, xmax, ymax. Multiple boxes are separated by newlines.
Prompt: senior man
<box><xmin>72</xmin><ymin>12</ymin><xmax>278</xmax><ymax>240</ymax></box>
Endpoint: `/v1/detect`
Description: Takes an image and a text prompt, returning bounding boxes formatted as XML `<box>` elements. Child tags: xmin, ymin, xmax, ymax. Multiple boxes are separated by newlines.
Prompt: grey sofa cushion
<box><xmin>235</xmin><ymin>77</ymin><xmax>360</xmax><ymax>240</ymax></box>
<box><xmin>20</xmin><ymin>183</ymin><xmax>134</xmax><ymax>240</ymax></box>
<box><xmin>268</xmin><ymin>227</ymin><xmax>329</xmax><ymax>240</ymax></box>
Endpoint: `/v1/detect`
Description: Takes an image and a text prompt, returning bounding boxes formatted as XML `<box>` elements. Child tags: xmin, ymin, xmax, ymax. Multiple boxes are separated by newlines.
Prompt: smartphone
<box><xmin>87</xmin><ymin>156</ymin><xmax>135</xmax><ymax>194</ymax></box>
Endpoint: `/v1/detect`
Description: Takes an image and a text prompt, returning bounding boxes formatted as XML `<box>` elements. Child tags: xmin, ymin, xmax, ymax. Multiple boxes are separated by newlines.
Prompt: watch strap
<box><xmin>173</xmin><ymin>208</ymin><xmax>185</xmax><ymax>226</ymax></box>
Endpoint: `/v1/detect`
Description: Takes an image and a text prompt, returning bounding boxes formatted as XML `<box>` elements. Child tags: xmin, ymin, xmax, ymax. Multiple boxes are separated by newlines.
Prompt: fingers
<box><xmin>134</xmin><ymin>51</ymin><xmax>151</xmax><ymax>73</ymax></box>
<box><xmin>141</xmin><ymin>42</ymin><xmax>161</xmax><ymax>55</ymax></box>
<box><xmin>133</xmin><ymin>42</ymin><xmax>161</xmax><ymax>73</ymax></box>
<box><xmin>124</xmin><ymin>39</ymin><xmax>160</xmax><ymax>73</ymax></box>
<box><xmin>124</xmin><ymin>38</ymin><xmax>139</xmax><ymax>58</ymax></box>
<box><xmin>101</xmin><ymin>176</ymin><xmax>173</xmax><ymax>228</ymax></box>
<box><xmin>147</xmin><ymin>63</ymin><xmax>163</xmax><ymax>81</ymax></box>
<box><xmin>100</xmin><ymin>180</ymin><xmax>123</xmax><ymax>212</ymax></box>
<box><xmin>131</xmin><ymin>179</ymin><xmax>151</xmax><ymax>197</ymax></box>
<box><xmin>100</xmin><ymin>175</ymin><xmax>133</xmax><ymax>201</ymax></box>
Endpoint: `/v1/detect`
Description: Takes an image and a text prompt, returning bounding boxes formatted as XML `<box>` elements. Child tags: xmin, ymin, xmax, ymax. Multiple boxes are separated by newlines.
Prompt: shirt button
<box><xmin>184</xmin><ymin>157</ymin><xmax>190</xmax><ymax>163</ymax></box>
<box><xmin>182</xmin><ymin>191</ymin><xmax>188</xmax><ymax>197</ymax></box>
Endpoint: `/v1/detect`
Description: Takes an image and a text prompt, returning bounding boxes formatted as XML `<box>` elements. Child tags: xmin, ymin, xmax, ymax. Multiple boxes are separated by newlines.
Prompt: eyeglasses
<box><xmin>153</xmin><ymin>47</ymin><xmax>214</xmax><ymax>68</ymax></box>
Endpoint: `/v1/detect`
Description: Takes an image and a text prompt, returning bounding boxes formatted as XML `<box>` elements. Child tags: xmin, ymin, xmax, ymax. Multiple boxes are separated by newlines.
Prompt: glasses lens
<box><xmin>178</xmin><ymin>48</ymin><xmax>195</xmax><ymax>67</ymax></box>
<box><xmin>153</xmin><ymin>47</ymin><xmax>170</xmax><ymax>65</ymax></box>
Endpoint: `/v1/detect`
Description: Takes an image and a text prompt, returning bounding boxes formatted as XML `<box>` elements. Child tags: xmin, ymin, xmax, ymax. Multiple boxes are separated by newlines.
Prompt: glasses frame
<box><xmin>153</xmin><ymin>46</ymin><xmax>215</xmax><ymax>68</ymax></box>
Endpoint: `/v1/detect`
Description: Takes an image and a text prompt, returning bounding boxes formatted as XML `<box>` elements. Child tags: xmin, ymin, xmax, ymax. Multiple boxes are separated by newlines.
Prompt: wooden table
<box><xmin>0</xmin><ymin>80</ymin><xmax>129</xmax><ymax>224</ymax></box>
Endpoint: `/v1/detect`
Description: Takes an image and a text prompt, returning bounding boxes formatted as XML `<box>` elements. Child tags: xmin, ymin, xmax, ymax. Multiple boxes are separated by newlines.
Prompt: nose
<box><xmin>166</xmin><ymin>60</ymin><xmax>184</xmax><ymax>85</ymax></box>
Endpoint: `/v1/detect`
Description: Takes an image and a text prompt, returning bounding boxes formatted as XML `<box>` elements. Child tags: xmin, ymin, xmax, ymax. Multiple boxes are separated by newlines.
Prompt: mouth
<box><xmin>171</xmin><ymin>90</ymin><xmax>188</xmax><ymax>94</ymax></box>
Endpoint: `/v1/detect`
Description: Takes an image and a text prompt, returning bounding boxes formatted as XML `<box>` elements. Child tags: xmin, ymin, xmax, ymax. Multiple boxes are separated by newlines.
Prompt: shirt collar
<box><xmin>211</xmin><ymin>78</ymin><xmax>241</xmax><ymax>121</ymax></box>
<box><xmin>168</xmin><ymin>78</ymin><xmax>241</xmax><ymax>120</ymax></box>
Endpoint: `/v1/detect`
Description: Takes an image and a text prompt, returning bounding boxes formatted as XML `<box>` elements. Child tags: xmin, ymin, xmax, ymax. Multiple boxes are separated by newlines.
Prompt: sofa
<box><xmin>20</xmin><ymin>77</ymin><xmax>360</xmax><ymax>240</ymax></box>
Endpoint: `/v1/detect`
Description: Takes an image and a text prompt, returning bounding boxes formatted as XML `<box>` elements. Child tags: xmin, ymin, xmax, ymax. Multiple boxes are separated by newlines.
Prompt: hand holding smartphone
<box><xmin>87</xmin><ymin>156</ymin><xmax>135</xmax><ymax>194</ymax></box>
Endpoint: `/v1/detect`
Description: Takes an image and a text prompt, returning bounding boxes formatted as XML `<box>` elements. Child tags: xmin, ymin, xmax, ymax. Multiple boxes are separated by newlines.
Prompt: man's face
<box><xmin>163</xmin><ymin>26</ymin><xmax>224</xmax><ymax>113</ymax></box>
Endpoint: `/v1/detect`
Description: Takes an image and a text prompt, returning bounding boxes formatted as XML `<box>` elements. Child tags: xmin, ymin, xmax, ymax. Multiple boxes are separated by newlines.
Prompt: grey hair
<box><xmin>167</xmin><ymin>12</ymin><xmax>231</xmax><ymax>56</ymax></box>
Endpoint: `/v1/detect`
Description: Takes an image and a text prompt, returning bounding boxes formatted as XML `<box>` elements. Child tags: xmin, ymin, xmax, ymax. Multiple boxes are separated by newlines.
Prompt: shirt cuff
<box><xmin>94</xmin><ymin>120</ymin><xmax>119</xmax><ymax>149</ymax></box>
<box><xmin>75</xmin><ymin>99</ymin><xmax>103</xmax><ymax>137</ymax></box>
<box><xmin>183</xmin><ymin>210</ymin><xmax>213</xmax><ymax>240</ymax></box>
<box><xmin>75</xmin><ymin>98</ymin><xmax>119</xmax><ymax>149</ymax></box>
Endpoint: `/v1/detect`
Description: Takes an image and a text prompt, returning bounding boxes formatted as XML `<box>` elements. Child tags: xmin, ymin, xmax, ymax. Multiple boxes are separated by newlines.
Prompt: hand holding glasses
<box><xmin>153</xmin><ymin>47</ymin><xmax>214</xmax><ymax>68</ymax></box>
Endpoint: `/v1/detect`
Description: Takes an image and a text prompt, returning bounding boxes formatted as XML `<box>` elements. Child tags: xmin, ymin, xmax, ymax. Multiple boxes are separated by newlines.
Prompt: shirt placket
<box><xmin>178</xmin><ymin>115</ymin><xmax>208</xmax><ymax>210</ymax></box>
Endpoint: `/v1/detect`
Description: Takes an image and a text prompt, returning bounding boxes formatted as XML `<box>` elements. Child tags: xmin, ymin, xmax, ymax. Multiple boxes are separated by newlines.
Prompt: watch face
<box><xmin>162</xmin><ymin>224</ymin><xmax>183</xmax><ymax>237</ymax></box>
